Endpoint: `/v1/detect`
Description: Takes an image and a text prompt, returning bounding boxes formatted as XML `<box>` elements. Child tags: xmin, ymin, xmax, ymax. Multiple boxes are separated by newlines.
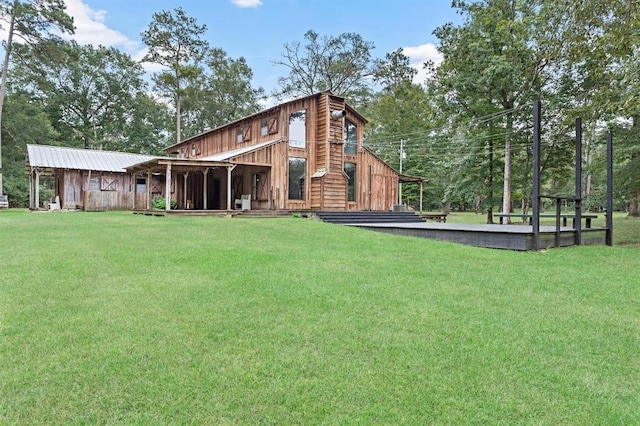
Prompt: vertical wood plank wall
<box><xmin>165</xmin><ymin>92</ymin><xmax>400</xmax><ymax>211</ymax></box>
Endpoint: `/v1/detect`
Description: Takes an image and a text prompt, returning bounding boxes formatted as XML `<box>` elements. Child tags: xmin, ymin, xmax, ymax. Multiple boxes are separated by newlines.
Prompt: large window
<box><xmin>288</xmin><ymin>157</ymin><xmax>306</xmax><ymax>200</ymax></box>
<box><xmin>344</xmin><ymin>119</ymin><xmax>357</xmax><ymax>155</ymax></box>
<box><xmin>344</xmin><ymin>162</ymin><xmax>356</xmax><ymax>202</ymax></box>
<box><xmin>289</xmin><ymin>110</ymin><xmax>306</xmax><ymax>148</ymax></box>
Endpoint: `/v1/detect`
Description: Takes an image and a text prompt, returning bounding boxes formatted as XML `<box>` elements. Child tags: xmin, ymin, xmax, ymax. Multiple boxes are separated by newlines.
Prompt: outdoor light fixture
<box><xmin>331</xmin><ymin>110</ymin><xmax>346</xmax><ymax>120</ymax></box>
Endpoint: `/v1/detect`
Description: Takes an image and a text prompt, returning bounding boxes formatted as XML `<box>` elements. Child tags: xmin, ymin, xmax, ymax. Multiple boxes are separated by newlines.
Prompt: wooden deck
<box><xmin>346</xmin><ymin>222</ymin><xmax>607</xmax><ymax>251</ymax></box>
<box><xmin>132</xmin><ymin>209</ymin><xmax>310</xmax><ymax>218</ymax></box>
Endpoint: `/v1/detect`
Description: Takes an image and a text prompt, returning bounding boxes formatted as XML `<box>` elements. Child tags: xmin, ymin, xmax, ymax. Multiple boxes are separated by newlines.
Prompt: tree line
<box><xmin>1</xmin><ymin>0</ymin><xmax>638</xmax><ymax>217</ymax></box>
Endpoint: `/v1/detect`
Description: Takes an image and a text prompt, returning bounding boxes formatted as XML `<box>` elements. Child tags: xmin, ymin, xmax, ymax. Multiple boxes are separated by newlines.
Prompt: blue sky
<box><xmin>58</xmin><ymin>0</ymin><xmax>463</xmax><ymax>95</ymax></box>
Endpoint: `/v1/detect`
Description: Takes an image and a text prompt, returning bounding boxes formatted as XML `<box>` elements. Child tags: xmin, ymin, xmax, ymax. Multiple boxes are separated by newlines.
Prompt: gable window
<box><xmin>236</xmin><ymin>126</ymin><xmax>251</xmax><ymax>143</ymax></box>
<box><xmin>344</xmin><ymin>119</ymin><xmax>357</xmax><ymax>155</ymax></box>
<box><xmin>288</xmin><ymin>157</ymin><xmax>306</xmax><ymax>200</ymax></box>
<box><xmin>261</xmin><ymin>117</ymin><xmax>279</xmax><ymax>136</ymax></box>
<box><xmin>191</xmin><ymin>143</ymin><xmax>201</xmax><ymax>156</ymax></box>
<box><xmin>289</xmin><ymin>110</ymin><xmax>306</xmax><ymax>148</ymax></box>
<box><xmin>344</xmin><ymin>162</ymin><xmax>356</xmax><ymax>202</ymax></box>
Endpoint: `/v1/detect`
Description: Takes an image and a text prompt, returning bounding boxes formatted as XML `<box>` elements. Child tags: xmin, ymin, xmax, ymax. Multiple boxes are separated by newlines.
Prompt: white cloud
<box><xmin>231</xmin><ymin>0</ymin><xmax>263</xmax><ymax>8</ymax></box>
<box><xmin>63</xmin><ymin>0</ymin><xmax>140</xmax><ymax>53</ymax></box>
<box><xmin>402</xmin><ymin>43</ymin><xmax>443</xmax><ymax>86</ymax></box>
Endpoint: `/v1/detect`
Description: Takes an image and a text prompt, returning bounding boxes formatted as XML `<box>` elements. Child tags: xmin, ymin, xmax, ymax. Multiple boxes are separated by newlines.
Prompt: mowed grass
<box><xmin>1</xmin><ymin>210</ymin><xmax>639</xmax><ymax>424</ymax></box>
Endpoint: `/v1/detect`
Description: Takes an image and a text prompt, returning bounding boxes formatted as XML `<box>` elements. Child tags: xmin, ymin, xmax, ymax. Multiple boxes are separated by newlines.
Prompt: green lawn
<box><xmin>1</xmin><ymin>210</ymin><xmax>639</xmax><ymax>423</ymax></box>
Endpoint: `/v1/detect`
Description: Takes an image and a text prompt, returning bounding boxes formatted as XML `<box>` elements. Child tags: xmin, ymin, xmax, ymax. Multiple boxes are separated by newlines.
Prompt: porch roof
<box><xmin>126</xmin><ymin>139</ymin><xmax>283</xmax><ymax>173</ymax></box>
<box><xmin>201</xmin><ymin>138</ymin><xmax>283</xmax><ymax>162</ymax></box>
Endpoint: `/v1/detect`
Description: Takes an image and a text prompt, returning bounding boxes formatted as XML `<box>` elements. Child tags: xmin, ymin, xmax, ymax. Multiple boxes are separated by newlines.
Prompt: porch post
<box><xmin>227</xmin><ymin>166</ymin><xmax>233</xmax><ymax>210</ymax></box>
<box><xmin>419</xmin><ymin>181</ymin><xmax>424</xmax><ymax>213</ymax></box>
<box><xmin>146</xmin><ymin>170</ymin><xmax>152</xmax><ymax>210</ymax></box>
<box><xmin>184</xmin><ymin>172</ymin><xmax>189</xmax><ymax>209</ymax></box>
<box><xmin>165</xmin><ymin>163</ymin><xmax>172</xmax><ymax>211</ymax></box>
<box><xmin>34</xmin><ymin>169</ymin><xmax>40</xmax><ymax>210</ymax></box>
<box><xmin>29</xmin><ymin>168</ymin><xmax>33</xmax><ymax>209</ymax></box>
<box><xmin>203</xmin><ymin>168</ymin><xmax>209</xmax><ymax>210</ymax></box>
<box><xmin>133</xmin><ymin>172</ymin><xmax>138</xmax><ymax>210</ymax></box>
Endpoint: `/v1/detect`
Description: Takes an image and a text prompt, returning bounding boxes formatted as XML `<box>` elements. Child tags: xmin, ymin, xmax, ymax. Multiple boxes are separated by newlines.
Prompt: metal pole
<box><xmin>575</xmin><ymin>117</ymin><xmax>582</xmax><ymax>245</ymax></box>
<box><xmin>399</xmin><ymin>139</ymin><xmax>404</xmax><ymax>205</ymax></box>
<box><xmin>532</xmin><ymin>101</ymin><xmax>541</xmax><ymax>251</ymax></box>
<box><xmin>606</xmin><ymin>129</ymin><xmax>613</xmax><ymax>246</ymax></box>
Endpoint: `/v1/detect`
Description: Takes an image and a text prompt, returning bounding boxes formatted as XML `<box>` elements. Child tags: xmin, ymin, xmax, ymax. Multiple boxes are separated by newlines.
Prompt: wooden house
<box><xmin>127</xmin><ymin>91</ymin><xmax>402</xmax><ymax>212</ymax></box>
<box><xmin>27</xmin><ymin>144</ymin><xmax>159</xmax><ymax>211</ymax></box>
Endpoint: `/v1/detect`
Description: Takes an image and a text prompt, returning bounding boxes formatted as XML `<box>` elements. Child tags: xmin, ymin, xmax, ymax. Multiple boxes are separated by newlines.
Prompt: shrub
<box><xmin>152</xmin><ymin>196</ymin><xmax>178</xmax><ymax>210</ymax></box>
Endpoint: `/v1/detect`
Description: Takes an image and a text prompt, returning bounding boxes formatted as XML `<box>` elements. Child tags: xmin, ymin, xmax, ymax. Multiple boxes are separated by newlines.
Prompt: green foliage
<box><xmin>20</xmin><ymin>41</ymin><xmax>150</xmax><ymax>151</ymax></box>
<box><xmin>180</xmin><ymin>47</ymin><xmax>264</xmax><ymax>140</ymax></box>
<box><xmin>0</xmin><ymin>211</ymin><xmax>639</xmax><ymax>423</ymax></box>
<box><xmin>151</xmin><ymin>196</ymin><xmax>177</xmax><ymax>210</ymax></box>
<box><xmin>274</xmin><ymin>30</ymin><xmax>375</xmax><ymax>106</ymax></box>
<box><xmin>141</xmin><ymin>7</ymin><xmax>209</xmax><ymax>144</ymax></box>
<box><xmin>1</xmin><ymin>93</ymin><xmax>58</xmax><ymax>206</ymax></box>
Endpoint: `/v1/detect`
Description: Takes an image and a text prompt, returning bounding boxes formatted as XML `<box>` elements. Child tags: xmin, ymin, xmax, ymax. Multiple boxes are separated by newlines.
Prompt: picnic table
<box><xmin>419</xmin><ymin>213</ymin><xmax>448</xmax><ymax>223</ymax></box>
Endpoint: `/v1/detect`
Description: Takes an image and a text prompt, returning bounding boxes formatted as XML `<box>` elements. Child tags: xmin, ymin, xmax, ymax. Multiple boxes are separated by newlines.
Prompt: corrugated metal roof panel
<box><xmin>27</xmin><ymin>145</ymin><xmax>156</xmax><ymax>172</ymax></box>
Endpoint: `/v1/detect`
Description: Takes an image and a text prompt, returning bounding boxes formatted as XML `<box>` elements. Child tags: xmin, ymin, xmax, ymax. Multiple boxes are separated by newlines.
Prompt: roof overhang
<box><xmin>126</xmin><ymin>157</ymin><xmax>230</xmax><ymax>174</ymax></box>
<box><xmin>399</xmin><ymin>174</ymin><xmax>428</xmax><ymax>183</ymax></box>
<box><xmin>127</xmin><ymin>139</ymin><xmax>284</xmax><ymax>174</ymax></box>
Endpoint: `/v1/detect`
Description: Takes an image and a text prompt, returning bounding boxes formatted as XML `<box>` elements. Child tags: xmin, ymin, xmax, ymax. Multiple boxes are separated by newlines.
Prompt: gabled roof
<box><xmin>165</xmin><ymin>90</ymin><xmax>368</xmax><ymax>151</ymax></box>
<box><xmin>27</xmin><ymin>144</ymin><xmax>156</xmax><ymax>173</ymax></box>
<box><xmin>200</xmin><ymin>139</ymin><xmax>282</xmax><ymax>162</ymax></box>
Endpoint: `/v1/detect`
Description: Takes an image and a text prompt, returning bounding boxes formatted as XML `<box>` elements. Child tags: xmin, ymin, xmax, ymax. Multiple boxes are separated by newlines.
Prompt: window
<box><xmin>88</xmin><ymin>176</ymin><xmax>100</xmax><ymax>190</ymax></box>
<box><xmin>191</xmin><ymin>143</ymin><xmax>201</xmax><ymax>156</ymax></box>
<box><xmin>260</xmin><ymin>117</ymin><xmax>278</xmax><ymax>136</ymax></box>
<box><xmin>289</xmin><ymin>110</ymin><xmax>306</xmax><ymax>148</ymax></box>
<box><xmin>344</xmin><ymin>163</ymin><xmax>356</xmax><ymax>202</ymax></box>
<box><xmin>344</xmin><ymin>119</ymin><xmax>357</xmax><ymax>155</ymax></box>
<box><xmin>236</xmin><ymin>126</ymin><xmax>251</xmax><ymax>143</ymax></box>
<box><xmin>136</xmin><ymin>177</ymin><xmax>146</xmax><ymax>193</ymax></box>
<box><xmin>288</xmin><ymin>157</ymin><xmax>306</xmax><ymax>200</ymax></box>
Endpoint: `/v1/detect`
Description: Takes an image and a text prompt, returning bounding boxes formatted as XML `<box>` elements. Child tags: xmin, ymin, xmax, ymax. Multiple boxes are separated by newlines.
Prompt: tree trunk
<box><xmin>0</xmin><ymin>2</ymin><xmax>17</xmax><ymax>196</ymax></box>
<box><xmin>501</xmin><ymin>111</ymin><xmax>514</xmax><ymax>222</ymax></box>
<box><xmin>443</xmin><ymin>201</ymin><xmax>451</xmax><ymax>215</ymax></box>
<box><xmin>630</xmin><ymin>195</ymin><xmax>640</xmax><ymax>217</ymax></box>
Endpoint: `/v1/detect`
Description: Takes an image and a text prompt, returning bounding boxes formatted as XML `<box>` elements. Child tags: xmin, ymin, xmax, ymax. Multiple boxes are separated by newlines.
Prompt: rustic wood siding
<box><xmin>358</xmin><ymin>149</ymin><xmax>398</xmax><ymax>211</ymax></box>
<box><xmin>55</xmin><ymin>170</ymin><xmax>149</xmax><ymax>211</ymax></box>
<box><xmin>162</xmin><ymin>91</ymin><xmax>400</xmax><ymax>212</ymax></box>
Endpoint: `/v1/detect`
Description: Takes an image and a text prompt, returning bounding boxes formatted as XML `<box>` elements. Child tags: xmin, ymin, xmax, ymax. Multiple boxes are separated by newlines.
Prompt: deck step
<box><xmin>314</xmin><ymin>211</ymin><xmax>424</xmax><ymax>224</ymax></box>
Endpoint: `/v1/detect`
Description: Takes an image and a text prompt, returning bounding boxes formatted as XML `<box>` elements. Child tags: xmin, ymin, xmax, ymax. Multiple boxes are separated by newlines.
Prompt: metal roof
<box><xmin>27</xmin><ymin>144</ymin><xmax>156</xmax><ymax>173</ymax></box>
<box><xmin>200</xmin><ymin>139</ymin><xmax>282</xmax><ymax>162</ymax></box>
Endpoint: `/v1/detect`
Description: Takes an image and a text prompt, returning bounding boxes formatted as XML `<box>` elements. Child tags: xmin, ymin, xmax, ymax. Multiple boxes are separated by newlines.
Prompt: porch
<box><xmin>126</xmin><ymin>158</ymin><xmax>273</xmax><ymax>212</ymax></box>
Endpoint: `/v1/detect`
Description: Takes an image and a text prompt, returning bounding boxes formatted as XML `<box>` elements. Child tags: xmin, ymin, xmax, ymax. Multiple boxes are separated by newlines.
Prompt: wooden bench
<box><xmin>419</xmin><ymin>213</ymin><xmax>448</xmax><ymax>223</ymax></box>
<box><xmin>0</xmin><ymin>195</ymin><xmax>8</xmax><ymax>209</ymax></box>
<box><xmin>495</xmin><ymin>213</ymin><xmax>598</xmax><ymax>229</ymax></box>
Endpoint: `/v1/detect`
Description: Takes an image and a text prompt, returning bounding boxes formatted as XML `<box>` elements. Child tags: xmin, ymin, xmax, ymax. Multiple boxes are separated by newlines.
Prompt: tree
<box><xmin>24</xmin><ymin>41</ymin><xmax>149</xmax><ymax>151</ymax></box>
<box><xmin>180</xmin><ymin>47</ymin><xmax>263</xmax><ymax>139</ymax></box>
<box><xmin>1</xmin><ymin>92</ymin><xmax>58</xmax><ymax>206</ymax></box>
<box><xmin>274</xmin><ymin>30</ymin><xmax>374</xmax><ymax>107</ymax></box>
<box><xmin>0</xmin><ymin>0</ymin><xmax>73</xmax><ymax>196</ymax></box>
<box><xmin>141</xmin><ymin>7</ymin><xmax>209</xmax><ymax>145</ymax></box>
<box><xmin>432</xmin><ymin>0</ymin><xmax>554</xmax><ymax>220</ymax></box>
